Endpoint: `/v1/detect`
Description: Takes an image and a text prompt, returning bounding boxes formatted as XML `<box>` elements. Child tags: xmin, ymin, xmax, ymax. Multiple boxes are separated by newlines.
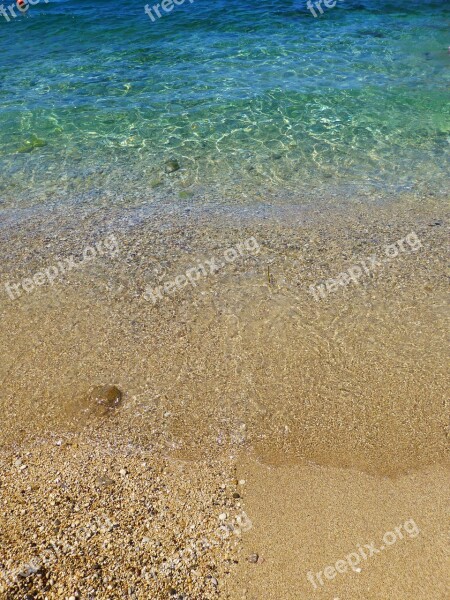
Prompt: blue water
<box><xmin>0</xmin><ymin>0</ymin><xmax>449</xmax><ymax>207</ymax></box>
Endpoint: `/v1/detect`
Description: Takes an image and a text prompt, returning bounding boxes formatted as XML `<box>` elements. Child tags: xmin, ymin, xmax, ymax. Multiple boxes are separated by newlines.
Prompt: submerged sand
<box><xmin>0</xmin><ymin>191</ymin><xmax>448</xmax><ymax>598</ymax></box>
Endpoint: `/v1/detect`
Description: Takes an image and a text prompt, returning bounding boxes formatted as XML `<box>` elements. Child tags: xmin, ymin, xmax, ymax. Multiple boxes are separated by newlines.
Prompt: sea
<box><xmin>0</xmin><ymin>0</ymin><xmax>448</xmax><ymax>210</ymax></box>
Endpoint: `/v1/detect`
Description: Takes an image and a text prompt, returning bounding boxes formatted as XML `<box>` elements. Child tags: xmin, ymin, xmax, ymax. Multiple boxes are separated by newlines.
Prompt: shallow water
<box><xmin>0</xmin><ymin>0</ymin><xmax>449</xmax><ymax>207</ymax></box>
<box><xmin>0</xmin><ymin>1</ymin><xmax>449</xmax><ymax>476</ymax></box>
<box><xmin>0</xmin><ymin>198</ymin><xmax>448</xmax><ymax>476</ymax></box>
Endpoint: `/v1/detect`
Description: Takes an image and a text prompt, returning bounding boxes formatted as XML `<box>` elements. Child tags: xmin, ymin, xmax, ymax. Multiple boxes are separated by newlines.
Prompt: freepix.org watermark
<box><xmin>306</xmin><ymin>518</ymin><xmax>420</xmax><ymax>592</ymax></box>
<box><xmin>4</xmin><ymin>234</ymin><xmax>119</xmax><ymax>301</ymax></box>
<box><xmin>144</xmin><ymin>0</ymin><xmax>194</xmax><ymax>23</ymax></box>
<box><xmin>308</xmin><ymin>231</ymin><xmax>422</xmax><ymax>301</ymax></box>
<box><xmin>0</xmin><ymin>509</ymin><xmax>252</xmax><ymax>591</ymax></box>
<box><xmin>306</xmin><ymin>0</ymin><xmax>346</xmax><ymax>18</ymax></box>
<box><xmin>144</xmin><ymin>236</ymin><xmax>260</xmax><ymax>304</ymax></box>
<box><xmin>0</xmin><ymin>514</ymin><xmax>114</xmax><ymax>591</ymax></box>
<box><xmin>0</xmin><ymin>0</ymin><xmax>47</xmax><ymax>22</ymax></box>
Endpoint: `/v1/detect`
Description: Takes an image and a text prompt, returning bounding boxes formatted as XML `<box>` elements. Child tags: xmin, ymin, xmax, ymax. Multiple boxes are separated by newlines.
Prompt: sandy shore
<box><xmin>0</xmin><ymin>192</ymin><xmax>448</xmax><ymax>598</ymax></box>
<box><xmin>227</xmin><ymin>458</ymin><xmax>448</xmax><ymax>600</ymax></box>
<box><xmin>0</xmin><ymin>437</ymin><xmax>243</xmax><ymax>599</ymax></box>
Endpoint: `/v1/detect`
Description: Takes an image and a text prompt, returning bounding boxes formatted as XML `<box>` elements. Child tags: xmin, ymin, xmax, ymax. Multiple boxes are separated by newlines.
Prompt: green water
<box><xmin>0</xmin><ymin>0</ymin><xmax>449</xmax><ymax>208</ymax></box>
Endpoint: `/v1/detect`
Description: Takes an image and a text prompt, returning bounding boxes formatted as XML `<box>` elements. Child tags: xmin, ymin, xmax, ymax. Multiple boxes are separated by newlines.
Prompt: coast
<box><xmin>1</xmin><ymin>189</ymin><xmax>448</xmax><ymax>598</ymax></box>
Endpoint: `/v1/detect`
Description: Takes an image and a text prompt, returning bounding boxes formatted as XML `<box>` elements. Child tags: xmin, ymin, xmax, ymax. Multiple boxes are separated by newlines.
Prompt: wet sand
<box><xmin>0</xmin><ymin>191</ymin><xmax>448</xmax><ymax>598</ymax></box>
<box><xmin>227</xmin><ymin>459</ymin><xmax>448</xmax><ymax>600</ymax></box>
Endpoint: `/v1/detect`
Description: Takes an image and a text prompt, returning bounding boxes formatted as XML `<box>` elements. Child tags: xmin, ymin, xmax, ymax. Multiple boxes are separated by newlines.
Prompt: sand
<box><xmin>227</xmin><ymin>458</ymin><xmax>448</xmax><ymax>600</ymax></box>
<box><xmin>0</xmin><ymin>190</ymin><xmax>448</xmax><ymax>598</ymax></box>
<box><xmin>0</xmin><ymin>429</ymin><xmax>243</xmax><ymax>599</ymax></box>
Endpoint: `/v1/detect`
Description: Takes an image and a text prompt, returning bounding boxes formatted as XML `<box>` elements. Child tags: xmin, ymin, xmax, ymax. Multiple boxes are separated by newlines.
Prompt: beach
<box><xmin>1</xmin><ymin>0</ymin><xmax>449</xmax><ymax>598</ymax></box>
<box><xmin>1</xmin><ymin>190</ymin><xmax>448</xmax><ymax>598</ymax></box>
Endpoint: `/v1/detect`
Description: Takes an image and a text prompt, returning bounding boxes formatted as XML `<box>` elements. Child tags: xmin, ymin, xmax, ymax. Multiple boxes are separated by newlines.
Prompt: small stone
<box><xmin>239</xmin><ymin>479</ymin><xmax>246</xmax><ymax>485</ymax></box>
<box><xmin>95</xmin><ymin>475</ymin><xmax>115</xmax><ymax>487</ymax></box>
<box><xmin>219</xmin><ymin>513</ymin><xmax>227</xmax><ymax>521</ymax></box>
<box><xmin>119</xmin><ymin>468</ymin><xmax>128</xmax><ymax>477</ymax></box>
<box><xmin>247</xmin><ymin>553</ymin><xmax>259</xmax><ymax>563</ymax></box>
<box><xmin>165</xmin><ymin>159</ymin><xmax>180</xmax><ymax>174</ymax></box>
<box><xmin>233</xmin><ymin>492</ymin><xmax>241</xmax><ymax>499</ymax></box>
<box><xmin>18</xmin><ymin>565</ymin><xmax>36</xmax><ymax>577</ymax></box>
<box><xmin>14</xmin><ymin>458</ymin><xmax>22</xmax><ymax>468</ymax></box>
<box><xmin>88</xmin><ymin>385</ymin><xmax>123</xmax><ymax>415</ymax></box>
<box><xmin>17</xmin><ymin>134</ymin><xmax>47</xmax><ymax>153</ymax></box>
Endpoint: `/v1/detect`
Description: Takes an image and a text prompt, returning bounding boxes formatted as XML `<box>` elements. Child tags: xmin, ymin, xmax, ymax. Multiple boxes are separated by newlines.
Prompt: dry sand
<box><xmin>0</xmin><ymin>191</ymin><xmax>448</xmax><ymax>598</ymax></box>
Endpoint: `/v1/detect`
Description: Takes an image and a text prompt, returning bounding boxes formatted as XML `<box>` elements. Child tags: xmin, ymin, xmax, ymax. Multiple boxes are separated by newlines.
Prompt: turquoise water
<box><xmin>0</xmin><ymin>0</ymin><xmax>449</xmax><ymax>207</ymax></box>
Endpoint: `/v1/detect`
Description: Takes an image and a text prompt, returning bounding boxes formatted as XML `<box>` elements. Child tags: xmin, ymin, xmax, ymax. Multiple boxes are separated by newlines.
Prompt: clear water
<box><xmin>0</xmin><ymin>0</ymin><xmax>449</xmax><ymax>207</ymax></box>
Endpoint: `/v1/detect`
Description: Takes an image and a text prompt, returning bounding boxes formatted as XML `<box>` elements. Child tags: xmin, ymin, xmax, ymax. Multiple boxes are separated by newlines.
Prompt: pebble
<box><xmin>88</xmin><ymin>385</ymin><xmax>123</xmax><ymax>415</ymax></box>
<box><xmin>165</xmin><ymin>159</ymin><xmax>180</xmax><ymax>174</ymax></box>
<box><xmin>95</xmin><ymin>475</ymin><xmax>115</xmax><ymax>487</ymax></box>
<box><xmin>247</xmin><ymin>553</ymin><xmax>259</xmax><ymax>563</ymax></box>
<box><xmin>0</xmin><ymin>433</ymin><xmax>240</xmax><ymax>599</ymax></box>
<box><xmin>17</xmin><ymin>134</ymin><xmax>47</xmax><ymax>153</ymax></box>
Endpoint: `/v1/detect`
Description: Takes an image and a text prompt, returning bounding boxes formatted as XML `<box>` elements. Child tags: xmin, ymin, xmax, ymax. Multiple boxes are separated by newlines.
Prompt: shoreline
<box><xmin>0</xmin><ymin>191</ymin><xmax>448</xmax><ymax>598</ymax></box>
